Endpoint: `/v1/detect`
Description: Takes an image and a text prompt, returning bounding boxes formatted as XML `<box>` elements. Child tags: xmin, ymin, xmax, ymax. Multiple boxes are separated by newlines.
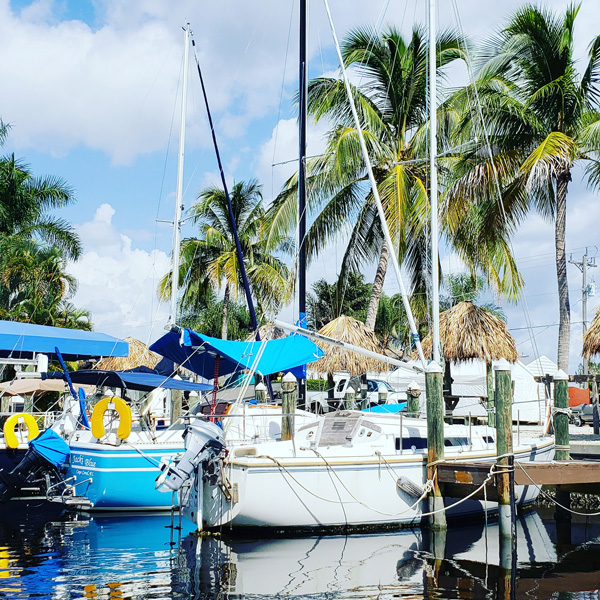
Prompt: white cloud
<box><xmin>67</xmin><ymin>203</ymin><xmax>170</xmax><ymax>343</ymax></box>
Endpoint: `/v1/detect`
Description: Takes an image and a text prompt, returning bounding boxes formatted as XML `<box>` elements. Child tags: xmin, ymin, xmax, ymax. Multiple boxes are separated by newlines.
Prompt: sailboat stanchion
<box><xmin>281</xmin><ymin>373</ymin><xmax>297</xmax><ymax>441</ymax></box>
<box><xmin>494</xmin><ymin>359</ymin><xmax>514</xmax><ymax>540</ymax></box>
<box><xmin>426</xmin><ymin>361</ymin><xmax>446</xmax><ymax>530</ymax></box>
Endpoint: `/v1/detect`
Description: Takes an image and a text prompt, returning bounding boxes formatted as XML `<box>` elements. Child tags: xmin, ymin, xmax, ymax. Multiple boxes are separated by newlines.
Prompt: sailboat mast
<box><xmin>169</xmin><ymin>24</ymin><xmax>191</xmax><ymax>328</ymax></box>
<box><xmin>298</xmin><ymin>0</ymin><xmax>307</xmax><ymax>404</ymax></box>
<box><xmin>322</xmin><ymin>0</ymin><xmax>426</xmax><ymax>368</ymax></box>
<box><xmin>429</xmin><ymin>0</ymin><xmax>441</xmax><ymax>364</ymax></box>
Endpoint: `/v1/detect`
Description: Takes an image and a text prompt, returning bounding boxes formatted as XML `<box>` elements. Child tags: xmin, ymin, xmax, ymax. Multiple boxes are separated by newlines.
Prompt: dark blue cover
<box><xmin>45</xmin><ymin>369</ymin><xmax>213</xmax><ymax>392</ymax></box>
<box><xmin>149</xmin><ymin>328</ymin><xmax>324</xmax><ymax>380</ymax></box>
<box><xmin>0</xmin><ymin>320</ymin><xmax>128</xmax><ymax>361</ymax></box>
<box><xmin>30</xmin><ymin>429</ymin><xmax>70</xmax><ymax>467</ymax></box>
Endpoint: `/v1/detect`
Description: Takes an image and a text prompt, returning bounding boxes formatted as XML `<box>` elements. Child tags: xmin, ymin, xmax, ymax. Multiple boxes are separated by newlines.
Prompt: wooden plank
<box><xmin>437</xmin><ymin>460</ymin><xmax>600</xmax><ymax>487</ymax></box>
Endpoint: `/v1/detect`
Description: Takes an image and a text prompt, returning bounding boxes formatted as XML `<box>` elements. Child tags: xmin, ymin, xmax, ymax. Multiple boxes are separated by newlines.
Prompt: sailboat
<box><xmin>151</xmin><ymin>2</ymin><xmax>555</xmax><ymax>531</ymax></box>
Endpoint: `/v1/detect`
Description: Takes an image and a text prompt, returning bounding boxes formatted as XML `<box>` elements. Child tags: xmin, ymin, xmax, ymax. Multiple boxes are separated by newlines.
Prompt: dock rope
<box><xmin>255</xmin><ymin>451</ymin><xmax>501</xmax><ymax>520</ymax></box>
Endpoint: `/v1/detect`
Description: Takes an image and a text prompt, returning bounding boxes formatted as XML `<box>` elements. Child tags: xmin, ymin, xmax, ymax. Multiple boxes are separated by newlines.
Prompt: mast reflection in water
<box><xmin>1</xmin><ymin>504</ymin><xmax>600</xmax><ymax>599</ymax></box>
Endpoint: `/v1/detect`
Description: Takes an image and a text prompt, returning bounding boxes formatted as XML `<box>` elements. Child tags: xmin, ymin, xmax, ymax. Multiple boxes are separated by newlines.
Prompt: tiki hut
<box><xmin>309</xmin><ymin>315</ymin><xmax>391</xmax><ymax>377</ymax></box>
<box><xmin>419</xmin><ymin>302</ymin><xmax>518</xmax><ymax>364</ymax></box>
<box><xmin>95</xmin><ymin>337</ymin><xmax>161</xmax><ymax>371</ymax></box>
<box><xmin>245</xmin><ymin>322</ymin><xmax>287</xmax><ymax>342</ymax></box>
<box><xmin>583</xmin><ymin>307</ymin><xmax>600</xmax><ymax>358</ymax></box>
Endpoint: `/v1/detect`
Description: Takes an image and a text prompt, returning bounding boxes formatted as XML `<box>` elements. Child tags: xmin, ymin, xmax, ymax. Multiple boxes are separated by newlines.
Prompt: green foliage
<box><xmin>0</xmin><ymin>122</ymin><xmax>89</xmax><ymax>329</ymax></box>
<box><xmin>307</xmin><ymin>272</ymin><xmax>373</xmax><ymax>330</ymax></box>
<box><xmin>180</xmin><ymin>293</ymin><xmax>255</xmax><ymax>341</ymax></box>
<box><xmin>307</xmin><ymin>379</ymin><xmax>327</xmax><ymax>391</ymax></box>
<box><xmin>159</xmin><ymin>179</ymin><xmax>291</xmax><ymax>338</ymax></box>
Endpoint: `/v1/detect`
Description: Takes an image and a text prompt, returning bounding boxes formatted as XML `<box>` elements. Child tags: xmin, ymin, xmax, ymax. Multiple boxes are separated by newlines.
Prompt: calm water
<box><xmin>1</xmin><ymin>503</ymin><xmax>600</xmax><ymax>599</ymax></box>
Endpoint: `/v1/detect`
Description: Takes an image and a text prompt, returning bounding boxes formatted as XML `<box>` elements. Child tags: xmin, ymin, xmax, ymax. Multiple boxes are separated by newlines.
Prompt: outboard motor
<box><xmin>0</xmin><ymin>429</ymin><xmax>70</xmax><ymax>503</ymax></box>
<box><xmin>156</xmin><ymin>419</ymin><xmax>224</xmax><ymax>493</ymax></box>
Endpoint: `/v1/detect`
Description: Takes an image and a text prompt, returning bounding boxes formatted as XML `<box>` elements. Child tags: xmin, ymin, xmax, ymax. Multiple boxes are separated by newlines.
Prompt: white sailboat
<box><xmin>153</xmin><ymin>2</ymin><xmax>555</xmax><ymax>531</ymax></box>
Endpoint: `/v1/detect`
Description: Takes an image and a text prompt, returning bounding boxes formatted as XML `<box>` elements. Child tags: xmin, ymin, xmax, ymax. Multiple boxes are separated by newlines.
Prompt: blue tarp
<box><xmin>149</xmin><ymin>328</ymin><xmax>325</xmax><ymax>380</ymax></box>
<box><xmin>0</xmin><ymin>320</ymin><xmax>128</xmax><ymax>361</ymax></box>
<box><xmin>30</xmin><ymin>429</ymin><xmax>70</xmax><ymax>467</ymax></box>
<box><xmin>45</xmin><ymin>369</ymin><xmax>213</xmax><ymax>393</ymax></box>
<box><xmin>361</xmin><ymin>402</ymin><xmax>408</xmax><ymax>413</ymax></box>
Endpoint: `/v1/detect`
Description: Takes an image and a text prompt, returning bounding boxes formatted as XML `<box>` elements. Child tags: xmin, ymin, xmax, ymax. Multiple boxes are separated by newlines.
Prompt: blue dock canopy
<box><xmin>149</xmin><ymin>328</ymin><xmax>324</xmax><ymax>380</ymax></box>
<box><xmin>0</xmin><ymin>320</ymin><xmax>128</xmax><ymax>361</ymax></box>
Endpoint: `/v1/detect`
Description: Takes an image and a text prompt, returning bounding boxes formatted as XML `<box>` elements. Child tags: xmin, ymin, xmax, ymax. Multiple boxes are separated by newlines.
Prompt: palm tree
<box><xmin>0</xmin><ymin>154</ymin><xmax>81</xmax><ymax>260</ymax></box>
<box><xmin>445</xmin><ymin>4</ymin><xmax>600</xmax><ymax>371</ymax></box>
<box><xmin>267</xmin><ymin>25</ymin><xmax>519</xmax><ymax>336</ymax></box>
<box><xmin>159</xmin><ymin>179</ymin><xmax>292</xmax><ymax>339</ymax></box>
<box><xmin>0</xmin><ymin>238</ymin><xmax>91</xmax><ymax>329</ymax></box>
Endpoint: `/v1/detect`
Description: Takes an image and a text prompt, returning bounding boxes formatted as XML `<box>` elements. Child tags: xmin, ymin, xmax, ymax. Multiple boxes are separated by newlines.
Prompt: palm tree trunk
<box><xmin>221</xmin><ymin>283</ymin><xmax>230</xmax><ymax>340</ymax></box>
<box><xmin>555</xmin><ymin>170</ymin><xmax>571</xmax><ymax>372</ymax></box>
<box><xmin>365</xmin><ymin>242</ymin><xmax>390</xmax><ymax>330</ymax></box>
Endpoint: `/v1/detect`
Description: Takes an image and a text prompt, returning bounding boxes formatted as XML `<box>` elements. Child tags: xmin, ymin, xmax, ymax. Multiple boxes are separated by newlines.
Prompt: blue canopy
<box><xmin>45</xmin><ymin>369</ymin><xmax>213</xmax><ymax>393</ymax></box>
<box><xmin>0</xmin><ymin>320</ymin><xmax>128</xmax><ymax>361</ymax></box>
<box><xmin>361</xmin><ymin>402</ymin><xmax>407</xmax><ymax>413</ymax></box>
<box><xmin>149</xmin><ymin>328</ymin><xmax>324</xmax><ymax>380</ymax></box>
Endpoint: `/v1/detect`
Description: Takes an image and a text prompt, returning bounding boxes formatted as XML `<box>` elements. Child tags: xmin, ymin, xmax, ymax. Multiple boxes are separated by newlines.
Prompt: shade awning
<box><xmin>149</xmin><ymin>329</ymin><xmax>325</xmax><ymax>379</ymax></box>
<box><xmin>45</xmin><ymin>369</ymin><xmax>213</xmax><ymax>393</ymax></box>
<box><xmin>0</xmin><ymin>378</ymin><xmax>95</xmax><ymax>396</ymax></box>
<box><xmin>0</xmin><ymin>320</ymin><xmax>128</xmax><ymax>361</ymax></box>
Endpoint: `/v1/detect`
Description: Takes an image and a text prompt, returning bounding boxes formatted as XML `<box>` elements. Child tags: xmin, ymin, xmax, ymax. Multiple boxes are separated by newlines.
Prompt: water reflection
<box><xmin>0</xmin><ymin>502</ymin><xmax>599</xmax><ymax>599</ymax></box>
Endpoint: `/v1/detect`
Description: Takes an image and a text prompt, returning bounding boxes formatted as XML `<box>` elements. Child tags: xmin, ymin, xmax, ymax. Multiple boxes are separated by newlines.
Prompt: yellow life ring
<box><xmin>3</xmin><ymin>413</ymin><xmax>40</xmax><ymax>449</ymax></box>
<box><xmin>91</xmin><ymin>396</ymin><xmax>132</xmax><ymax>440</ymax></box>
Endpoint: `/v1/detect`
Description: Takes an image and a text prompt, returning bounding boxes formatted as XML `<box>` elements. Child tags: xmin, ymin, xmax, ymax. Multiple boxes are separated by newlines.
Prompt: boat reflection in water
<box><xmin>1</xmin><ymin>506</ymin><xmax>600</xmax><ymax>599</ymax></box>
<box><xmin>175</xmin><ymin>510</ymin><xmax>600</xmax><ymax>599</ymax></box>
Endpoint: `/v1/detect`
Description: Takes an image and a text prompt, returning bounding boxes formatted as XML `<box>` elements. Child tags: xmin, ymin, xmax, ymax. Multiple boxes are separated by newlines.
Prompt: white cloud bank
<box><xmin>67</xmin><ymin>203</ymin><xmax>170</xmax><ymax>343</ymax></box>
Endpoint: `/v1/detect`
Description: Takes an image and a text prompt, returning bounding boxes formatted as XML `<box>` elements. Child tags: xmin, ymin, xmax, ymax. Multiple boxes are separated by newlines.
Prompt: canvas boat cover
<box><xmin>149</xmin><ymin>328</ymin><xmax>325</xmax><ymax>380</ymax></box>
<box><xmin>45</xmin><ymin>368</ymin><xmax>213</xmax><ymax>393</ymax></box>
<box><xmin>0</xmin><ymin>320</ymin><xmax>128</xmax><ymax>361</ymax></box>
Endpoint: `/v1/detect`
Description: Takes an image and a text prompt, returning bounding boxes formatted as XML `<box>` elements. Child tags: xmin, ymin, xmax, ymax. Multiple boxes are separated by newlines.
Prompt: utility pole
<box><xmin>570</xmin><ymin>249</ymin><xmax>597</xmax><ymax>375</ymax></box>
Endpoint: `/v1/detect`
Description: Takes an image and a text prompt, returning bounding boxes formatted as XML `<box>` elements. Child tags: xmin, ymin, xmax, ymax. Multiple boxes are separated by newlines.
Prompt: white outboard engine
<box><xmin>156</xmin><ymin>419</ymin><xmax>224</xmax><ymax>493</ymax></box>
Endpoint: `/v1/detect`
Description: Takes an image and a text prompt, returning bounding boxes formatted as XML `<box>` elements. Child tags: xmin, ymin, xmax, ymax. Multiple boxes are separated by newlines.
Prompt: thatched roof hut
<box><xmin>95</xmin><ymin>337</ymin><xmax>160</xmax><ymax>371</ymax></box>
<box><xmin>309</xmin><ymin>315</ymin><xmax>391</xmax><ymax>376</ymax></box>
<box><xmin>419</xmin><ymin>301</ymin><xmax>518</xmax><ymax>363</ymax></box>
<box><xmin>583</xmin><ymin>307</ymin><xmax>600</xmax><ymax>358</ymax></box>
<box><xmin>245</xmin><ymin>322</ymin><xmax>287</xmax><ymax>342</ymax></box>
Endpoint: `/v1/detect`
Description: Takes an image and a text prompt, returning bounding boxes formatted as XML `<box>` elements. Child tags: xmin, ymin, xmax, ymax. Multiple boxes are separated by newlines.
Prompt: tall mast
<box><xmin>429</xmin><ymin>0</ymin><xmax>440</xmax><ymax>364</ymax></box>
<box><xmin>169</xmin><ymin>24</ymin><xmax>191</xmax><ymax>328</ymax></box>
<box><xmin>322</xmin><ymin>0</ymin><xmax>426</xmax><ymax>368</ymax></box>
<box><xmin>298</xmin><ymin>0</ymin><xmax>307</xmax><ymax>404</ymax></box>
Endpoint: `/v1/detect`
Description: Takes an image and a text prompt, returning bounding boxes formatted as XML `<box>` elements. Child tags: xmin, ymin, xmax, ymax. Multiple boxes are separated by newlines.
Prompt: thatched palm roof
<box><xmin>245</xmin><ymin>322</ymin><xmax>287</xmax><ymax>342</ymax></box>
<box><xmin>583</xmin><ymin>307</ymin><xmax>600</xmax><ymax>358</ymax></box>
<box><xmin>419</xmin><ymin>301</ymin><xmax>518</xmax><ymax>363</ymax></box>
<box><xmin>95</xmin><ymin>337</ymin><xmax>160</xmax><ymax>371</ymax></box>
<box><xmin>309</xmin><ymin>315</ymin><xmax>391</xmax><ymax>376</ymax></box>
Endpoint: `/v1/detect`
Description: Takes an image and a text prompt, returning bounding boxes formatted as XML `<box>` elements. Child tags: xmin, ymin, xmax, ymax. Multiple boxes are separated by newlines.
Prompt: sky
<box><xmin>1</xmin><ymin>0</ymin><xmax>600</xmax><ymax>373</ymax></box>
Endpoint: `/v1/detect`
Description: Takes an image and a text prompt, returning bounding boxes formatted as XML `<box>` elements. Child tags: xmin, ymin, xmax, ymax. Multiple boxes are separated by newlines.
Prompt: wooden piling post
<box><xmin>407</xmin><ymin>381</ymin><xmax>421</xmax><ymax>417</ymax></box>
<box><xmin>553</xmin><ymin>370</ymin><xmax>569</xmax><ymax>461</ymax></box>
<box><xmin>170</xmin><ymin>390</ymin><xmax>183</xmax><ymax>424</ymax></box>
<box><xmin>495</xmin><ymin>359</ymin><xmax>514</xmax><ymax>539</ymax></box>
<box><xmin>345</xmin><ymin>389</ymin><xmax>357</xmax><ymax>410</ymax></box>
<box><xmin>254</xmin><ymin>382</ymin><xmax>267</xmax><ymax>404</ymax></box>
<box><xmin>281</xmin><ymin>372</ymin><xmax>297</xmax><ymax>441</ymax></box>
<box><xmin>486</xmin><ymin>362</ymin><xmax>495</xmax><ymax>427</ymax></box>
<box><xmin>426</xmin><ymin>361</ymin><xmax>446</xmax><ymax>530</ymax></box>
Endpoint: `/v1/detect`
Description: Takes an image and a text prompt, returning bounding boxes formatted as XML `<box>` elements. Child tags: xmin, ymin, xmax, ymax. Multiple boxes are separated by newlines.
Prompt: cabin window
<box><xmin>444</xmin><ymin>437</ymin><xmax>469</xmax><ymax>447</ymax></box>
<box><xmin>400</xmin><ymin>436</ymin><xmax>427</xmax><ymax>450</ymax></box>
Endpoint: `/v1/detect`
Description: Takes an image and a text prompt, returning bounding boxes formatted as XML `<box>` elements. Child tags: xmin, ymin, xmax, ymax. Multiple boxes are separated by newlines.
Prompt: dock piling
<box><xmin>254</xmin><ymin>382</ymin><xmax>267</xmax><ymax>404</ymax></box>
<box><xmin>494</xmin><ymin>359</ymin><xmax>514</xmax><ymax>539</ymax></box>
<box><xmin>281</xmin><ymin>373</ymin><xmax>297</xmax><ymax>441</ymax></box>
<box><xmin>426</xmin><ymin>361</ymin><xmax>446</xmax><ymax>530</ymax></box>
<box><xmin>553</xmin><ymin>370</ymin><xmax>570</xmax><ymax>461</ymax></box>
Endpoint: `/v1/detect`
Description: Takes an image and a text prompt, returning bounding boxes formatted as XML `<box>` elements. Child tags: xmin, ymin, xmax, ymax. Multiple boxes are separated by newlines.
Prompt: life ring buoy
<box><xmin>3</xmin><ymin>413</ymin><xmax>40</xmax><ymax>449</ymax></box>
<box><xmin>91</xmin><ymin>397</ymin><xmax>132</xmax><ymax>440</ymax></box>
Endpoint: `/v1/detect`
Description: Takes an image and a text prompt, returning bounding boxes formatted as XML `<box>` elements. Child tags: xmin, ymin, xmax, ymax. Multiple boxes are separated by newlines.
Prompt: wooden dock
<box><xmin>437</xmin><ymin>459</ymin><xmax>600</xmax><ymax>502</ymax></box>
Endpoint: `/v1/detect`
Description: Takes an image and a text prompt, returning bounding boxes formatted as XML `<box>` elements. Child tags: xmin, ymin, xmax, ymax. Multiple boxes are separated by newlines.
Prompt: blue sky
<box><xmin>2</xmin><ymin>0</ymin><xmax>600</xmax><ymax>372</ymax></box>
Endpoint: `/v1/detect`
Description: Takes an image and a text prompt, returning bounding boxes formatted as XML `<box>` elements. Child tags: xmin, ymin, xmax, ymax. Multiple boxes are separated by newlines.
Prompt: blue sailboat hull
<box><xmin>66</xmin><ymin>441</ymin><xmax>183</xmax><ymax>510</ymax></box>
